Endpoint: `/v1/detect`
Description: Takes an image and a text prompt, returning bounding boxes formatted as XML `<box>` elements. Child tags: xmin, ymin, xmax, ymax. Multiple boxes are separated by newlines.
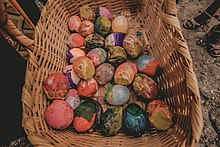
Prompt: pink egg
<box><xmin>65</xmin><ymin>89</ymin><xmax>81</xmax><ymax>110</ymax></box>
<box><xmin>68</xmin><ymin>15</ymin><xmax>81</xmax><ymax>32</ymax></box>
<box><xmin>44</xmin><ymin>100</ymin><xmax>74</xmax><ymax>129</ymax></box>
<box><xmin>67</xmin><ymin>33</ymin><xmax>85</xmax><ymax>48</ymax></box>
<box><xmin>79</xmin><ymin>20</ymin><xmax>95</xmax><ymax>37</ymax></box>
<box><xmin>66</xmin><ymin>48</ymin><xmax>86</xmax><ymax>63</ymax></box>
<box><xmin>98</xmin><ymin>7</ymin><xmax>113</xmax><ymax>20</ymax></box>
<box><xmin>112</xmin><ymin>15</ymin><xmax>129</xmax><ymax>34</ymax></box>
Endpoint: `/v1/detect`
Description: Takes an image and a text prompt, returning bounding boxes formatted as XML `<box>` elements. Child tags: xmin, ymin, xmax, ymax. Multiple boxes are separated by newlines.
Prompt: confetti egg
<box><xmin>112</xmin><ymin>15</ymin><xmax>129</xmax><ymax>34</ymax></box>
<box><xmin>105</xmin><ymin>32</ymin><xmax>125</xmax><ymax>48</ymax></box>
<box><xmin>123</xmin><ymin>34</ymin><xmax>143</xmax><ymax>58</ymax></box>
<box><xmin>68</xmin><ymin>15</ymin><xmax>81</xmax><ymax>32</ymax></box>
<box><xmin>79</xmin><ymin>20</ymin><xmax>95</xmax><ymax>37</ymax></box>
<box><xmin>105</xmin><ymin>85</ymin><xmax>130</xmax><ymax>106</ymax></box>
<box><xmin>94</xmin><ymin>63</ymin><xmax>115</xmax><ymax>85</ymax></box>
<box><xmin>63</xmin><ymin>65</ymin><xmax>81</xmax><ymax>89</ymax></box>
<box><xmin>65</xmin><ymin>89</ymin><xmax>81</xmax><ymax>110</ymax></box>
<box><xmin>77</xmin><ymin>77</ymin><xmax>98</xmax><ymax>98</ymax></box>
<box><xmin>86</xmin><ymin>48</ymin><xmax>107</xmax><ymax>67</ymax></box>
<box><xmin>132</xmin><ymin>73</ymin><xmax>158</xmax><ymax>100</ymax></box>
<box><xmin>146</xmin><ymin>100</ymin><xmax>173</xmax><ymax>130</ymax></box>
<box><xmin>44</xmin><ymin>100</ymin><xmax>74</xmax><ymax>129</ymax></box>
<box><xmin>96</xmin><ymin>7</ymin><xmax>113</xmax><ymax>20</ymax></box>
<box><xmin>107</xmin><ymin>46</ymin><xmax>127</xmax><ymax>66</ymax></box>
<box><xmin>67</xmin><ymin>33</ymin><xmax>85</xmax><ymax>48</ymax></box>
<box><xmin>66</xmin><ymin>48</ymin><xmax>86</xmax><ymax>63</ymax></box>
<box><xmin>85</xmin><ymin>34</ymin><xmax>105</xmax><ymax>51</ymax></box>
<box><xmin>137</xmin><ymin>55</ymin><xmax>159</xmax><ymax>76</ymax></box>
<box><xmin>79</xmin><ymin>5</ymin><xmax>95</xmax><ymax>21</ymax></box>
<box><xmin>95</xmin><ymin>16</ymin><xmax>111</xmax><ymax>37</ymax></box>
<box><xmin>43</xmin><ymin>72</ymin><xmax>69</xmax><ymax>99</ymax></box>
<box><xmin>73</xmin><ymin>56</ymin><xmax>95</xmax><ymax>80</ymax></box>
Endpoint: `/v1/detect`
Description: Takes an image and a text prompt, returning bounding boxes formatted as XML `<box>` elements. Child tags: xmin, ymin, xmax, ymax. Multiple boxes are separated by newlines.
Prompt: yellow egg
<box><xmin>112</xmin><ymin>15</ymin><xmax>129</xmax><ymax>34</ymax></box>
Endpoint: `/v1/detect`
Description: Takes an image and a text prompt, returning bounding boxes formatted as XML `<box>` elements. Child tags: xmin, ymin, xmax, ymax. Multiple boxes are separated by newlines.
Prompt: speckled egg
<box><xmin>114</xmin><ymin>62</ymin><xmax>138</xmax><ymax>85</ymax></box>
<box><xmin>122</xmin><ymin>103</ymin><xmax>148</xmax><ymax>137</ymax></box>
<box><xmin>67</xmin><ymin>33</ymin><xmax>85</xmax><ymax>48</ymax></box>
<box><xmin>105</xmin><ymin>85</ymin><xmax>130</xmax><ymax>105</ymax></box>
<box><xmin>95</xmin><ymin>16</ymin><xmax>111</xmax><ymax>37</ymax></box>
<box><xmin>85</xmin><ymin>34</ymin><xmax>105</xmax><ymax>51</ymax></box>
<box><xmin>65</xmin><ymin>89</ymin><xmax>81</xmax><ymax>110</ymax></box>
<box><xmin>43</xmin><ymin>72</ymin><xmax>69</xmax><ymax>99</ymax></box>
<box><xmin>105</xmin><ymin>32</ymin><xmax>125</xmax><ymax>48</ymax></box>
<box><xmin>100</xmin><ymin>106</ymin><xmax>123</xmax><ymax>136</ymax></box>
<box><xmin>123</xmin><ymin>34</ymin><xmax>143</xmax><ymax>58</ymax></box>
<box><xmin>132</xmin><ymin>73</ymin><xmax>158</xmax><ymax>100</ymax></box>
<box><xmin>146</xmin><ymin>100</ymin><xmax>173</xmax><ymax>131</ymax></box>
<box><xmin>63</xmin><ymin>65</ymin><xmax>81</xmax><ymax>89</ymax></box>
<box><xmin>137</xmin><ymin>55</ymin><xmax>159</xmax><ymax>76</ymax></box>
<box><xmin>86</xmin><ymin>48</ymin><xmax>107</xmax><ymax>66</ymax></box>
<box><xmin>96</xmin><ymin>7</ymin><xmax>113</xmax><ymax>20</ymax></box>
<box><xmin>112</xmin><ymin>15</ymin><xmax>129</xmax><ymax>34</ymax></box>
<box><xmin>80</xmin><ymin>5</ymin><xmax>95</xmax><ymax>21</ymax></box>
<box><xmin>79</xmin><ymin>20</ymin><xmax>95</xmax><ymax>37</ymax></box>
<box><xmin>107</xmin><ymin>46</ymin><xmax>127</xmax><ymax>66</ymax></box>
<box><xmin>66</xmin><ymin>48</ymin><xmax>86</xmax><ymax>63</ymax></box>
<box><xmin>94</xmin><ymin>63</ymin><xmax>115</xmax><ymax>85</ymax></box>
<box><xmin>72</xmin><ymin>56</ymin><xmax>95</xmax><ymax>80</ymax></box>
<box><xmin>45</xmin><ymin>100</ymin><xmax>74</xmax><ymax>129</ymax></box>
<box><xmin>77</xmin><ymin>77</ymin><xmax>98</xmax><ymax>98</ymax></box>
<box><xmin>68</xmin><ymin>15</ymin><xmax>81</xmax><ymax>32</ymax></box>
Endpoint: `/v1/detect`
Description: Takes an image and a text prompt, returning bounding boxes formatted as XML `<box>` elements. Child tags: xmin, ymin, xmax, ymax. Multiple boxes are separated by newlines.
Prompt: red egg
<box><xmin>77</xmin><ymin>77</ymin><xmax>98</xmax><ymax>97</ymax></box>
<box><xmin>68</xmin><ymin>15</ymin><xmax>81</xmax><ymax>32</ymax></box>
<box><xmin>67</xmin><ymin>33</ymin><xmax>85</xmax><ymax>48</ymax></box>
<box><xmin>44</xmin><ymin>100</ymin><xmax>74</xmax><ymax>129</ymax></box>
<box><xmin>43</xmin><ymin>72</ymin><xmax>69</xmax><ymax>99</ymax></box>
<box><xmin>79</xmin><ymin>20</ymin><xmax>95</xmax><ymax>37</ymax></box>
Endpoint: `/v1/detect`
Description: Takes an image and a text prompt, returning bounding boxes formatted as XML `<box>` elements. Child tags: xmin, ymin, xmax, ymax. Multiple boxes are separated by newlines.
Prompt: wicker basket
<box><xmin>1</xmin><ymin>0</ymin><xmax>203</xmax><ymax>146</ymax></box>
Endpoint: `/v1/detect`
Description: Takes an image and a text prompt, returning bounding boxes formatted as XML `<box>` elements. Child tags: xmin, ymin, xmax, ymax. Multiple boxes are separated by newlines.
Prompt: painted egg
<box><xmin>63</xmin><ymin>65</ymin><xmax>81</xmax><ymax>89</ymax></box>
<box><xmin>43</xmin><ymin>72</ymin><xmax>69</xmax><ymax>99</ymax></box>
<box><xmin>86</xmin><ymin>48</ymin><xmax>107</xmax><ymax>66</ymax></box>
<box><xmin>100</xmin><ymin>106</ymin><xmax>123</xmax><ymax>136</ymax></box>
<box><xmin>66</xmin><ymin>48</ymin><xmax>86</xmax><ymax>63</ymax></box>
<box><xmin>105</xmin><ymin>32</ymin><xmax>125</xmax><ymax>48</ymax></box>
<box><xmin>107</xmin><ymin>46</ymin><xmax>127</xmax><ymax>66</ymax></box>
<box><xmin>114</xmin><ymin>62</ymin><xmax>138</xmax><ymax>85</ymax></box>
<box><xmin>112</xmin><ymin>15</ymin><xmax>128</xmax><ymax>34</ymax></box>
<box><xmin>132</xmin><ymin>73</ymin><xmax>158</xmax><ymax>100</ymax></box>
<box><xmin>94</xmin><ymin>16</ymin><xmax>111</xmax><ymax>37</ymax></box>
<box><xmin>67</xmin><ymin>33</ymin><xmax>85</xmax><ymax>48</ymax></box>
<box><xmin>137</xmin><ymin>55</ymin><xmax>159</xmax><ymax>76</ymax></box>
<box><xmin>79</xmin><ymin>20</ymin><xmax>95</xmax><ymax>37</ymax></box>
<box><xmin>85</xmin><ymin>34</ymin><xmax>105</xmax><ymax>51</ymax></box>
<box><xmin>72</xmin><ymin>56</ymin><xmax>95</xmax><ymax>80</ymax></box>
<box><xmin>94</xmin><ymin>63</ymin><xmax>115</xmax><ymax>85</ymax></box>
<box><xmin>96</xmin><ymin>7</ymin><xmax>113</xmax><ymax>20</ymax></box>
<box><xmin>45</xmin><ymin>100</ymin><xmax>74</xmax><ymax>129</ymax></box>
<box><xmin>77</xmin><ymin>77</ymin><xmax>98</xmax><ymax>98</ymax></box>
<box><xmin>123</xmin><ymin>34</ymin><xmax>143</xmax><ymax>58</ymax></box>
<box><xmin>79</xmin><ymin>5</ymin><xmax>95</xmax><ymax>21</ymax></box>
<box><xmin>146</xmin><ymin>100</ymin><xmax>173</xmax><ymax>131</ymax></box>
<box><xmin>68</xmin><ymin>15</ymin><xmax>81</xmax><ymax>32</ymax></box>
<box><xmin>105</xmin><ymin>85</ymin><xmax>130</xmax><ymax>105</ymax></box>
<box><xmin>122</xmin><ymin>103</ymin><xmax>148</xmax><ymax>137</ymax></box>
<box><xmin>65</xmin><ymin>89</ymin><xmax>81</xmax><ymax>110</ymax></box>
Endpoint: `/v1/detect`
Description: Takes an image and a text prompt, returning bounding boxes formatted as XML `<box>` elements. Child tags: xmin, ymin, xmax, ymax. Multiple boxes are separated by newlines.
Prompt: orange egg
<box><xmin>68</xmin><ymin>15</ymin><xmax>81</xmax><ymax>32</ymax></box>
<box><xmin>67</xmin><ymin>33</ymin><xmax>85</xmax><ymax>48</ymax></box>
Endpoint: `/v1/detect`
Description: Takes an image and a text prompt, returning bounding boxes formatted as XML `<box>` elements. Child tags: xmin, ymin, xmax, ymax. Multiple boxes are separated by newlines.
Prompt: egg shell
<box><xmin>63</xmin><ymin>65</ymin><xmax>81</xmax><ymax>89</ymax></box>
<box><xmin>112</xmin><ymin>15</ymin><xmax>129</xmax><ymax>34</ymax></box>
<box><xmin>96</xmin><ymin>7</ymin><xmax>113</xmax><ymax>20</ymax></box>
<box><xmin>66</xmin><ymin>48</ymin><xmax>86</xmax><ymax>63</ymax></box>
<box><xmin>122</xmin><ymin>103</ymin><xmax>148</xmax><ymax>137</ymax></box>
<box><xmin>43</xmin><ymin>72</ymin><xmax>69</xmax><ymax>99</ymax></box>
<box><xmin>85</xmin><ymin>34</ymin><xmax>105</xmax><ymax>51</ymax></box>
<box><xmin>72</xmin><ymin>56</ymin><xmax>95</xmax><ymax>80</ymax></box>
<box><xmin>86</xmin><ymin>48</ymin><xmax>107</xmax><ymax>66</ymax></box>
<box><xmin>123</xmin><ymin>34</ymin><xmax>143</xmax><ymax>58</ymax></box>
<box><xmin>105</xmin><ymin>32</ymin><xmax>125</xmax><ymax>48</ymax></box>
<box><xmin>67</xmin><ymin>33</ymin><xmax>85</xmax><ymax>48</ymax></box>
<box><xmin>100</xmin><ymin>106</ymin><xmax>123</xmax><ymax>136</ymax></box>
<box><xmin>80</xmin><ymin>5</ymin><xmax>95</xmax><ymax>21</ymax></box>
<box><xmin>114</xmin><ymin>62</ymin><xmax>138</xmax><ymax>85</ymax></box>
<box><xmin>65</xmin><ymin>89</ymin><xmax>81</xmax><ymax>110</ymax></box>
<box><xmin>94</xmin><ymin>63</ymin><xmax>115</xmax><ymax>85</ymax></box>
<box><xmin>94</xmin><ymin>16</ymin><xmax>111</xmax><ymax>37</ymax></box>
<box><xmin>105</xmin><ymin>85</ymin><xmax>130</xmax><ymax>105</ymax></box>
<box><xmin>132</xmin><ymin>73</ymin><xmax>158</xmax><ymax>100</ymax></box>
<box><xmin>107</xmin><ymin>46</ymin><xmax>127</xmax><ymax>66</ymax></box>
<box><xmin>44</xmin><ymin>100</ymin><xmax>74</xmax><ymax>129</ymax></box>
<box><xmin>79</xmin><ymin>20</ymin><xmax>95</xmax><ymax>37</ymax></box>
<box><xmin>77</xmin><ymin>77</ymin><xmax>98</xmax><ymax>98</ymax></box>
<box><xmin>68</xmin><ymin>15</ymin><xmax>81</xmax><ymax>32</ymax></box>
<box><xmin>146</xmin><ymin>100</ymin><xmax>173</xmax><ymax>130</ymax></box>
<box><xmin>137</xmin><ymin>55</ymin><xmax>159</xmax><ymax>76</ymax></box>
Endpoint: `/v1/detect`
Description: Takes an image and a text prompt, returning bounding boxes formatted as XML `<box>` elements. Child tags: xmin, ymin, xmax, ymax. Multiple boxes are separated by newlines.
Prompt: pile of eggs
<box><xmin>43</xmin><ymin>5</ymin><xmax>174</xmax><ymax>137</ymax></box>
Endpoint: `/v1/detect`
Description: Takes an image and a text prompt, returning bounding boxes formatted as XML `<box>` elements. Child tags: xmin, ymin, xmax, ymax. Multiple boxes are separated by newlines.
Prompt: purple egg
<box><xmin>63</xmin><ymin>65</ymin><xmax>81</xmax><ymax>89</ymax></box>
<box><xmin>105</xmin><ymin>33</ymin><xmax>125</xmax><ymax>49</ymax></box>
